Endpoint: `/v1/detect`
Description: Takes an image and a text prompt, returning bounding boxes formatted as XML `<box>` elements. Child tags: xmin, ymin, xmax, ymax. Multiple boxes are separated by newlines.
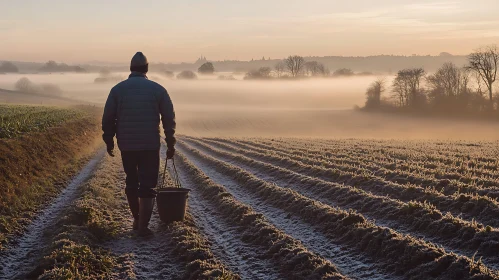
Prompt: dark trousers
<box><xmin>121</xmin><ymin>150</ymin><xmax>159</xmax><ymax>198</ymax></box>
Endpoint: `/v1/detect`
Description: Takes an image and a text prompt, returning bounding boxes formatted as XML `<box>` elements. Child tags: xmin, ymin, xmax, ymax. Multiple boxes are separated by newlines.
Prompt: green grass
<box><xmin>0</xmin><ymin>105</ymin><xmax>86</xmax><ymax>138</ymax></box>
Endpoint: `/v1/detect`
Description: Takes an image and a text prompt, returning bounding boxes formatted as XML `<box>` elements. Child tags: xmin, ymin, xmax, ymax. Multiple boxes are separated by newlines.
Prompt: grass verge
<box><xmin>0</xmin><ymin>105</ymin><xmax>102</xmax><ymax>249</ymax></box>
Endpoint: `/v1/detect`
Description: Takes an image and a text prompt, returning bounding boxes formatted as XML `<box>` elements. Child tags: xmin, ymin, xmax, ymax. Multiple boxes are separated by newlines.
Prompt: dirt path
<box><xmin>101</xmin><ymin>152</ymin><xmax>185</xmax><ymax>280</ymax></box>
<box><xmin>103</xmin><ymin>212</ymin><xmax>185</xmax><ymax>279</ymax></box>
<box><xmin>0</xmin><ymin>148</ymin><xmax>106</xmax><ymax>279</ymax></box>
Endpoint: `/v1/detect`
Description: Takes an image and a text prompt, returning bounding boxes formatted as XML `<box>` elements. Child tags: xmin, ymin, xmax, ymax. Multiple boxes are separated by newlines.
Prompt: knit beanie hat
<box><xmin>130</xmin><ymin>52</ymin><xmax>148</xmax><ymax>73</ymax></box>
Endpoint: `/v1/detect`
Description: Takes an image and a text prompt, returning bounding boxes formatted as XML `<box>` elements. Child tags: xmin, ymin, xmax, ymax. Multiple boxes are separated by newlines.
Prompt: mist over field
<box><xmin>1</xmin><ymin>72</ymin><xmax>498</xmax><ymax>140</ymax></box>
<box><xmin>0</xmin><ymin>72</ymin><xmax>371</xmax><ymax>107</ymax></box>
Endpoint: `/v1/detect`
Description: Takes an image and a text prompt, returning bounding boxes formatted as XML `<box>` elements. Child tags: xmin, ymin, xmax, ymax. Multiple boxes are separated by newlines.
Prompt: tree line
<box><xmin>364</xmin><ymin>45</ymin><xmax>499</xmax><ymax>115</ymax></box>
<box><xmin>184</xmin><ymin>59</ymin><xmax>362</xmax><ymax>80</ymax></box>
<box><xmin>0</xmin><ymin>61</ymin><xmax>85</xmax><ymax>73</ymax></box>
<box><xmin>244</xmin><ymin>55</ymin><xmax>365</xmax><ymax>79</ymax></box>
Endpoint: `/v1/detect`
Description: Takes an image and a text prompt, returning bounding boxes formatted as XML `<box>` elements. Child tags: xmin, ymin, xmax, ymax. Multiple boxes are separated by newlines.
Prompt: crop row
<box><xmin>175</xmin><ymin>151</ymin><xmax>347</xmax><ymax>279</ymax></box>
<box><xmin>197</xmin><ymin>137</ymin><xmax>499</xmax><ymax>229</ymax></box>
<box><xmin>182</xmin><ymin>137</ymin><xmax>499</xmax><ymax>265</ymax></box>
<box><xmin>225</xmin><ymin>138</ymin><xmax>499</xmax><ymax>200</ymax></box>
<box><xmin>234</xmin><ymin>138</ymin><xmax>499</xmax><ymax>193</ymax></box>
<box><xmin>177</xmin><ymin>139</ymin><xmax>499</xmax><ymax>279</ymax></box>
<box><xmin>287</xmin><ymin>138</ymin><xmax>498</xmax><ymax>161</ymax></box>
<box><xmin>254</xmin><ymin>138</ymin><xmax>499</xmax><ymax>177</ymax></box>
<box><xmin>158</xmin><ymin>167</ymin><xmax>239</xmax><ymax>279</ymax></box>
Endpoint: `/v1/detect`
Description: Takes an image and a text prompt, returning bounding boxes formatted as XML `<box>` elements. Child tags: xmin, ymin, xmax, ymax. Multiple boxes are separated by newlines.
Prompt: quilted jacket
<box><xmin>102</xmin><ymin>72</ymin><xmax>176</xmax><ymax>151</ymax></box>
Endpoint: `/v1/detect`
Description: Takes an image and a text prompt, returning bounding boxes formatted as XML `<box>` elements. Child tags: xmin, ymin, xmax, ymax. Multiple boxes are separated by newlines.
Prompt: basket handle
<box><xmin>161</xmin><ymin>156</ymin><xmax>182</xmax><ymax>188</ymax></box>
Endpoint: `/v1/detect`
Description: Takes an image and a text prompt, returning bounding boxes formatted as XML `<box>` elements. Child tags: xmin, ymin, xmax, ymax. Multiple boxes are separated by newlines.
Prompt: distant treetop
<box><xmin>198</xmin><ymin>62</ymin><xmax>215</xmax><ymax>74</ymax></box>
<box><xmin>177</xmin><ymin>70</ymin><xmax>198</xmax><ymax>80</ymax></box>
<box><xmin>0</xmin><ymin>61</ymin><xmax>19</xmax><ymax>73</ymax></box>
<box><xmin>38</xmin><ymin>61</ymin><xmax>86</xmax><ymax>73</ymax></box>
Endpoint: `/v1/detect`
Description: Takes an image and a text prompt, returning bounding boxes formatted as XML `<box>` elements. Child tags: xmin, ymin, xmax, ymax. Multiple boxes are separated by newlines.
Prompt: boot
<box><xmin>138</xmin><ymin>198</ymin><xmax>155</xmax><ymax>236</ymax></box>
<box><xmin>126</xmin><ymin>192</ymin><xmax>140</xmax><ymax>230</ymax></box>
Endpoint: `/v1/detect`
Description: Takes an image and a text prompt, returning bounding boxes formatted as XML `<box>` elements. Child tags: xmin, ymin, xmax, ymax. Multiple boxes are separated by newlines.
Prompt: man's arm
<box><xmin>159</xmin><ymin>88</ymin><xmax>176</xmax><ymax>149</ymax></box>
<box><xmin>102</xmin><ymin>89</ymin><xmax>118</xmax><ymax>152</ymax></box>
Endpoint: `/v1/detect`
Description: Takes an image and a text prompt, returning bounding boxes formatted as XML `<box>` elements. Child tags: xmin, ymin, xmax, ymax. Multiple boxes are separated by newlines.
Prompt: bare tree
<box><xmin>426</xmin><ymin>63</ymin><xmax>463</xmax><ymax>98</ymax></box>
<box><xmin>304</xmin><ymin>61</ymin><xmax>318</xmax><ymax>76</ymax></box>
<box><xmin>304</xmin><ymin>61</ymin><xmax>330</xmax><ymax>77</ymax></box>
<box><xmin>391</xmin><ymin>77</ymin><xmax>407</xmax><ymax>107</ymax></box>
<box><xmin>466</xmin><ymin>45</ymin><xmax>499</xmax><ymax>107</ymax></box>
<box><xmin>426</xmin><ymin>63</ymin><xmax>473</xmax><ymax>110</ymax></box>
<box><xmin>333</xmin><ymin>68</ymin><xmax>355</xmax><ymax>76</ymax></box>
<box><xmin>316</xmin><ymin>64</ymin><xmax>330</xmax><ymax>77</ymax></box>
<box><xmin>391</xmin><ymin>68</ymin><xmax>426</xmax><ymax>107</ymax></box>
<box><xmin>365</xmin><ymin>78</ymin><xmax>386</xmax><ymax>108</ymax></box>
<box><xmin>258</xmin><ymin>67</ymin><xmax>272</xmax><ymax>78</ymax></box>
<box><xmin>274</xmin><ymin>61</ymin><xmax>285</xmax><ymax>78</ymax></box>
<box><xmin>284</xmin><ymin>55</ymin><xmax>305</xmax><ymax>78</ymax></box>
<box><xmin>244</xmin><ymin>67</ymin><xmax>273</xmax><ymax>80</ymax></box>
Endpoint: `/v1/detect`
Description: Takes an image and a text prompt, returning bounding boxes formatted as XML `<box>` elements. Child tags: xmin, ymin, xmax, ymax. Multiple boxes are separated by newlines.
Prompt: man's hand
<box><xmin>167</xmin><ymin>147</ymin><xmax>175</xmax><ymax>159</ymax></box>
<box><xmin>107</xmin><ymin>144</ymin><xmax>115</xmax><ymax>157</ymax></box>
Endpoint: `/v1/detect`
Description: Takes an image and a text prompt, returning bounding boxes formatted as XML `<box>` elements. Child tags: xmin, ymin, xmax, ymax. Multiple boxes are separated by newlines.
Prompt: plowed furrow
<box><xmin>243</xmin><ymin>138</ymin><xmax>499</xmax><ymax>184</ymax></box>
<box><xmin>183</xmin><ymin>137</ymin><xmax>499</xmax><ymax>269</ymax></box>
<box><xmin>228</xmin><ymin>138</ymin><xmax>499</xmax><ymax>198</ymax></box>
<box><xmin>271</xmin><ymin>138</ymin><xmax>499</xmax><ymax>169</ymax></box>
<box><xmin>196</xmin><ymin>137</ymin><xmax>499</xmax><ymax>229</ymax></box>
<box><xmin>175</xmin><ymin>151</ymin><xmax>348</xmax><ymax>280</ymax></box>
<box><xmin>177</xmin><ymin>140</ymin><xmax>499</xmax><ymax>280</ymax></box>
<box><xmin>181</xmin><ymin>172</ymin><xmax>280</xmax><ymax>279</ymax></box>
<box><xmin>178</xmin><ymin>150</ymin><xmax>392</xmax><ymax>280</ymax></box>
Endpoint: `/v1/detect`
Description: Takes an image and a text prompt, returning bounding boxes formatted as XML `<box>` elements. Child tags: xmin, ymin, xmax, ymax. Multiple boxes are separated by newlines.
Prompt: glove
<box><xmin>167</xmin><ymin>147</ymin><xmax>175</xmax><ymax>159</ymax></box>
<box><xmin>107</xmin><ymin>143</ymin><xmax>115</xmax><ymax>157</ymax></box>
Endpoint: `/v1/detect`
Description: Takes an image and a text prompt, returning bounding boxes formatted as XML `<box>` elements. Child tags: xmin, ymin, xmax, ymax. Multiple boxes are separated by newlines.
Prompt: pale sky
<box><xmin>1</xmin><ymin>0</ymin><xmax>498</xmax><ymax>63</ymax></box>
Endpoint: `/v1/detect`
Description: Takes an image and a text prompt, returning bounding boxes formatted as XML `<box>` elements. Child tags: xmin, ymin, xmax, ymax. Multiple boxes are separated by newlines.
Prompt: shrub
<box><xmin>333</xmin><ymin>68</ymin><xmax>355</xmax><ymax>76</ymax></box>
<box><xmin>198</xmin><ymin>62</ymin><xmax>215</xmax><ymax>74</ymax></box>
<box><xmin>244</xmin><ymin>67</ymin><xmax>273</xmax><ymax>80</ymax></box>
<box><xmin>177</xmin><ymin>70</ymin><xmax>198</xmax><ymax>80</ymax></box>
<box><xmin>14</xmin><ymin>78</ymin><xmax>64</xmax><ymax>96</ymax></box>
<box><xmin>15</xmin><ymin>77</ymin><xmax>38</xmax><ymax>93</ymax></box>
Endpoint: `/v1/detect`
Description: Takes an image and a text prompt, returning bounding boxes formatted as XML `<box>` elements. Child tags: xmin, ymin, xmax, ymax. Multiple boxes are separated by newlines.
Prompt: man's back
<box><xmin>102</xmin><ymin>72</ymin><xmax>176</xmax><ymax>152</ymax></box>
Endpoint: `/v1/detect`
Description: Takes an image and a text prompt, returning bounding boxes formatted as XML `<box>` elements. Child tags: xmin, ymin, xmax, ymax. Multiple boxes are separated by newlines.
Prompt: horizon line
<box><xmin>1</xmin><ymin>52</ymin><xmax>468</xmax><ymax>66</ymax></box>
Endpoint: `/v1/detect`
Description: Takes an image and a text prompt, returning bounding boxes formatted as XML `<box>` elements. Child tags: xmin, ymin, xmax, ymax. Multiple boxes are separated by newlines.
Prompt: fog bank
<box><xmin>1</xmin><ymin>73</ymin><xmax>498</xmax><ymax>140</ymax></box>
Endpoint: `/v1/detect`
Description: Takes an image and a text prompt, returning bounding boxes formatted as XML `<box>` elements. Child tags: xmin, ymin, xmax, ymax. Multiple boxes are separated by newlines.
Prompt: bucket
<box><xmin>157</xmin><ymin>187</ymin><xmax>190</xmax><ymax>223</ymax></box>
<box><xmin>157</xmin><ymin>156</ymin><xmax>190</xmax><ymax>223</ymax></box>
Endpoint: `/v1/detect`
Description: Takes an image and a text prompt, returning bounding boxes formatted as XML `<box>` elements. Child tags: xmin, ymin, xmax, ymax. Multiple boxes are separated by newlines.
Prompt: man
<box><xmin>102</xmin><ymin>52</ymin><xmax>176</xmax><ymax>236</ymax></box>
